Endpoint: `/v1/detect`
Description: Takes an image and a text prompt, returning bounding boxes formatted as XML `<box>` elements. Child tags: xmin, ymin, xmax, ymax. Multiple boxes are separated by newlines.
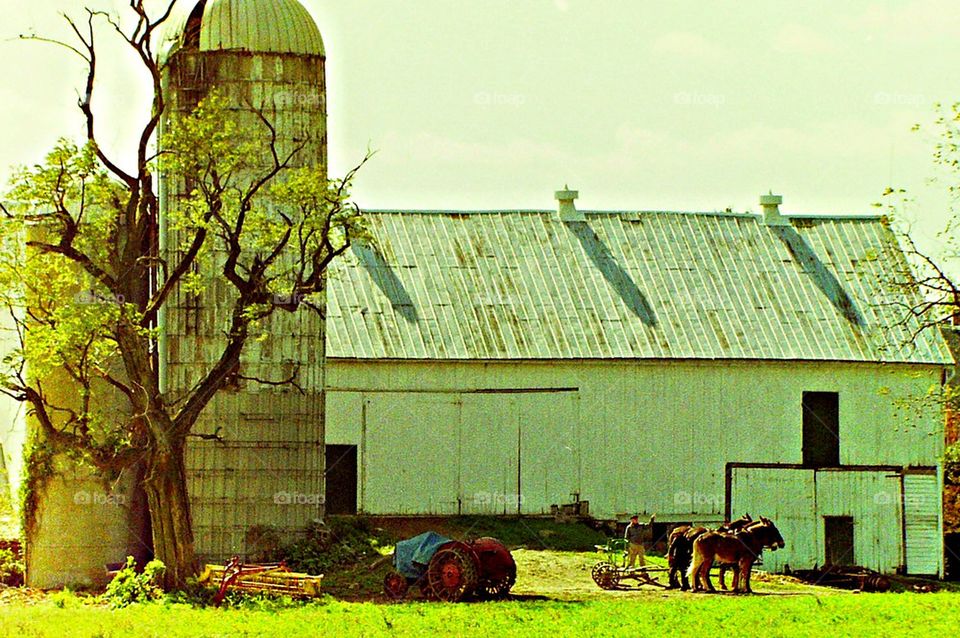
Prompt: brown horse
<box><xmin>667</xmin><ymin>513</ymin><xmax>752</xmax><ymax>590</ymax></box>
<box><xmin>688</xmin><ymin>516</ymin><xmax>784</xmax><ymax>593</ymax></box>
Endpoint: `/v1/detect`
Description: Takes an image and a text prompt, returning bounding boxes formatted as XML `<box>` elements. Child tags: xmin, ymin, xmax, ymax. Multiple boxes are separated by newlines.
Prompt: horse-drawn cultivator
<box><xmin>591</xmin><ymin>539</ymin><xmax>669</xmax><ymax>590</ymax></box>
<box><xmin>592</xmin><ymin>514</ymin><xmax>786</xmax><ymax>594</ymax></box>
<box><xmin>383</xmin><ymin>532</ymin><xmax>517</xmax><ymax>602</ymax></box>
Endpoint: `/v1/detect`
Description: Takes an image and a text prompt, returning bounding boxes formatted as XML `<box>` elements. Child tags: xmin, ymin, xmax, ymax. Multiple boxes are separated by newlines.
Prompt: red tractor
<box><xmin>383</xmin><ymin>532</ymin><xmax>517</xmax><ymax>602</ymax></box>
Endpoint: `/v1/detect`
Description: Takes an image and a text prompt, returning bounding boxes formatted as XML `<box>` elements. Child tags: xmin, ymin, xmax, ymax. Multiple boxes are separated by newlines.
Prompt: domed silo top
<box><xmin>162</xmin><ymin>0</ymin><xmax>325</xmax><ymax>60</ymax></box>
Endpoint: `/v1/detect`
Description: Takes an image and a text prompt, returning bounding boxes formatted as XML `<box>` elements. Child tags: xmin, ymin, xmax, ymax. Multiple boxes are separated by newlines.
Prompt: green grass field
<box><xmin>1</xmin><ymin>591</ymin><xmax>959</xmax><ymax>638</ymax></box>
<box><xmin>1</xmin><ymin>522</ymin><xmax>956</xmax><ymax>638</ymax></box>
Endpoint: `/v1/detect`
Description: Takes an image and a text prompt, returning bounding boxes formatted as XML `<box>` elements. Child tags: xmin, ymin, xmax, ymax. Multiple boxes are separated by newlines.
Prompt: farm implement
<box><xmin>591</xmin><ymin>539</ymin><xmax>668</xmax><ymax>590</ymax></box>
<box><xmin>383</xmin><ymin>531</ymin><xmax>517</xmax><ymax>602</ymax></box>
<box><xmin>198</xmin><ymin>557</ymin><xmax>323</xmax><ymax>606</ymax></box>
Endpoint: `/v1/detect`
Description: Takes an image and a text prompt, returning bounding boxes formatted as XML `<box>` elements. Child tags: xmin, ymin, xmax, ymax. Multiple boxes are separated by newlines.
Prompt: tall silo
<box><xmin>159</xmin><ymin>0</ymin><xmax>328</xmax><ymax>562</ymax></box>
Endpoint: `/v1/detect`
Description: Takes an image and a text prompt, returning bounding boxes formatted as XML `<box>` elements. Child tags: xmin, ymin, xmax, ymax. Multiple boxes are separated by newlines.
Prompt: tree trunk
<box><xmin>143</xmin><ymin>442</ymin><xmax>197</xmax><ymax>590</ymax></box>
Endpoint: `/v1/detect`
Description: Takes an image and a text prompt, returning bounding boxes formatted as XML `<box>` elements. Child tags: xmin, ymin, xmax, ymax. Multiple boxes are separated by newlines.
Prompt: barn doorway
<box><xmin>802</xmin><ymin>391</ymin><xmax>840</xmax><ymax>467</ymax></box>
<box><xmin>824</xmin><ymin>516</ymin><xmax>855</xmax><ymax>566</ymax></box>
<box><xmin>325</xmin><ymin>445</ymin><xmax>358</xmax><ymax>515</ymax></box>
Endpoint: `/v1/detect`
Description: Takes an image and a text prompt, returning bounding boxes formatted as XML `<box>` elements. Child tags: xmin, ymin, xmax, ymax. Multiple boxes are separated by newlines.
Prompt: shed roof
<box><xmin>326</xmin><ymin>210</ymin><xmax>953</xmax><ymax>365</ymax></box>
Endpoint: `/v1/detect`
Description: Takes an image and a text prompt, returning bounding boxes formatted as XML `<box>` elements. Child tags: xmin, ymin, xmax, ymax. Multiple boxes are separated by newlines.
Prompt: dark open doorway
<box><xmin>824</xmin><ymin>516</ymin><xmax>855</xmax><ymax>566</ymax></box>
<box><xmin>325</xmin><ymin>445</ymin><xmax>358</xmax><ymax>515</ymax></box>
<box><xmin>802</xmin><ymin>391</ymin><xmax>840</xmax><ymax>467</ymax></box>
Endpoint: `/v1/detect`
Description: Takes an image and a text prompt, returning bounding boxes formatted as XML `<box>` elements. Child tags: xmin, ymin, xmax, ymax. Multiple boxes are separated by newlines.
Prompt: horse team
<box><xmin>666</xmin><ymin>514</ymin><xmax>785</xmax><ymax>593</ymax></box>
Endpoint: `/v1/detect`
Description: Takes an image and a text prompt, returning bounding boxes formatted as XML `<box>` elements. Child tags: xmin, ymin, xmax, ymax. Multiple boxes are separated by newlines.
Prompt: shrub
<box><xmin>946</xmin><ymin>443</ymin><xmax>960</xmax><ymax>486</ymax></box>
<box><xmin>0</xmin><ymin>546</ymin><xmax>24</xmax><ymax>587</ymax></box>
<box><xmin>102</xmin><ymin>556</ymin><xmax>165</xmax><ymax>608</ymax></box>
<box><xmin>280</xmin><ymin>519</ymin><xmax>381</xmax><ymax>575</ymax></box>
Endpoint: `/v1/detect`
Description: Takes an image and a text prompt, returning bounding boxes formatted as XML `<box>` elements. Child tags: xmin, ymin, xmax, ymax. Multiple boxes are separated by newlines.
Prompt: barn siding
<box><xmin>729</xmin><ymin>467</ymin><xmax>818</xmax><ymax>572</ymax></box>
<box><xmin>327</xmin><ymin>358</ymin><xmax>943</xmax><ymax>523</ymax></box>
<box><xmin>816</xmin><ymin>469</ymin><xmax>902</xmax><ymax>573</ymax></box>
<box><xmin>730</xmin><ymin>467</ymin><xmax>905</xmax><ymax>573</ymax></box>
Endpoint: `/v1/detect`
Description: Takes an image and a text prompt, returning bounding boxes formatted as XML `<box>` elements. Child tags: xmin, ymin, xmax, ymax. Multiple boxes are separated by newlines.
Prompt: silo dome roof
<box><xmin>161</xmin><ymin>0</ymin><xmax>324</xmax><ymax>60</ymax></box>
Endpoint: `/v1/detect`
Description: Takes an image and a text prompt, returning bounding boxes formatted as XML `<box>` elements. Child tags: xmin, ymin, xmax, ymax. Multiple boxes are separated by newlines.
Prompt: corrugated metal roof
<box><xmin>326</xmin><ymin>211</ymin><xmax>954</xmax><ymax>364</ymax></box>
<box><xmin>160</xmin><ymin>0</ymin><xmax>325</xmax><ymax>60</ymax></box>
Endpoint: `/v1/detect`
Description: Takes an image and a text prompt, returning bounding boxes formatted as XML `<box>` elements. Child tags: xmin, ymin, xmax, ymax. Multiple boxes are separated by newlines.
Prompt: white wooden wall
<box><xmin>729</xmin><ymin>466</ymin><xmax>907</xmax><ymax>573</ymax></box>
<box><xmin>327</xmin><ymin>358</ymin><xmax>944</xmax><ymax>526</ymax></box>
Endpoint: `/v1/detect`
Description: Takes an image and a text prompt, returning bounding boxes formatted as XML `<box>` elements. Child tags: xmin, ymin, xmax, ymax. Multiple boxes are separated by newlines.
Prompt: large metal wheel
<box><xmin>478</xmin><ymin>562</ymin><xmax>516</xmax><ymax>600</ymax></box>
<box><xmin>383</xmin><ymin>571</ymin><xmax>409</xmax><ymax>600</ymax></box>
<box><xmin>426</xmin><ymin>545</ymin><xmax>480</xmax><ymax>602</ymax></box>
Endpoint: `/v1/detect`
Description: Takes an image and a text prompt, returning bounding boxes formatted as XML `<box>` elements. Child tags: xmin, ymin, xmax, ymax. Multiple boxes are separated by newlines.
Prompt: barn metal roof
<box><xmin>326</xmin><ymin>211</ymin><xmax>953</xmax><ymax>364</ymax></box>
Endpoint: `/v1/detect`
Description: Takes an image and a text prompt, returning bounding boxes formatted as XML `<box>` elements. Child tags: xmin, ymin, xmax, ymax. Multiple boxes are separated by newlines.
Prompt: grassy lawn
<box><xmin>1</xmin><ymin>591</ymin><xmax>959</xmax><ymax>638</ymax></box>
<box><xmin>2</xmin><ymin>549</ymin><xmax>958</xmax><ymax>637</ymax></box>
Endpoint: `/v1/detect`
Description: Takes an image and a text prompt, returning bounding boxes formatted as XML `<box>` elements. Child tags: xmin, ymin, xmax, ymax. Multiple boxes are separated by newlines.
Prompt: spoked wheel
<box><xmin>592</xmin><ymin>563</ymin><xmax>621</xmax><ymax>590</ymax></box>
<box><xmin>591</xmin><ymin>562</ymin><xmax>611</xmax><ymax>585</ymax></box>
<box><xmin>383</xmin><ymin>571</ymin><xmax>410</xmax><ymax>600</ymax></box>
<box><xmin>426</xmin><ymin>546</ymin><xmax>479</xmax><ymax>602</ymax></box>
<box><xmin>478</xmin><ymin>563</ymin><xmax>516</xmax><ymax>600</ymax></box>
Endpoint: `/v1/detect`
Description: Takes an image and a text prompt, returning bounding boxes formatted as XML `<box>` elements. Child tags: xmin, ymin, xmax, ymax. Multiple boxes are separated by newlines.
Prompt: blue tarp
<box><xmin>393</xmin><ymin>531</ymin><xmax>453</xmax><ymax>580</ymax></box>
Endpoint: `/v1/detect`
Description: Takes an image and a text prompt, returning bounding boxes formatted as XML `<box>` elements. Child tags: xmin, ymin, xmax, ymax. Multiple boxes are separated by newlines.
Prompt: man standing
<box><xmin>625</xmin><ymin>513</ymin><xmax>655</xmax><ymax>567</ymax></box>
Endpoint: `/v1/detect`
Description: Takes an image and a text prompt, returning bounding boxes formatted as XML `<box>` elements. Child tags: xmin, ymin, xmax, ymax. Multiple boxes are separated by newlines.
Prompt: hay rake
<box><xmin>198</xmin><ymin>556</ymin><xmax>323</xmax><ymax>606</ymax></box>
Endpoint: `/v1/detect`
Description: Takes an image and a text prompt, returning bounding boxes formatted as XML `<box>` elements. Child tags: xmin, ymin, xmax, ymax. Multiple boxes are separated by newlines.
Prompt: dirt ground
<box><xmin>508</xmin><ymin>550</ymin><xmax>842</xmax><ymax>601</ymax></box>
<box><xmin>323</xmin><ymin>547</ymin><xmax>851</xmax><ymax>603</ymax></box>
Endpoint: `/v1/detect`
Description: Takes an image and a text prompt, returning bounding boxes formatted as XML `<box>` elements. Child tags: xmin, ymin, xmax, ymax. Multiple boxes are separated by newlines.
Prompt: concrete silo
<box><xmin>159</xmin><ymin>0</ymin><xmax>328</xmax><ymax>562</ymax></box>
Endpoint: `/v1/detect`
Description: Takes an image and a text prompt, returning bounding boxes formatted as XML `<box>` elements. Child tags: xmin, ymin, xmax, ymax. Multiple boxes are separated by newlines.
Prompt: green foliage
<box><xmin>161</xmin><ymin>578</ymin><xmax>218</xmax><ymax>608</ymax></box>
<box><xmin>162</xmin><ymin>577</ymin><xmax>326</xmax><ymax>610</ymax></box>
<box><xmin>18</xmin><ymin>433</ymin><xmax>54</xmax><ymax>537</ymax></box>
<box><xmin>159</xmin><ymin>93</ymin><xmax>369</xmax><ymax>323</ymax></box>
<box><xmin>946</xmin><ymin>442</ymin><xmax>960</xmax><ymax>486</ymax></box>
<box><xmin>48</xmin><ymin>589</ymin><xmax>83</xmax><ymax>609</ymax></box>
<box><xmin>280</xmin><ymin>519</ymin><xmax>382</xmax><ymax>576</ymax></box>
<box><xmin>0</xmin><ymin>547</ymin><xmax>23</xmax><ymax>587</ymax></box>
<box><xmin>101</xmin><ymin>557</ymin><xmax>166</xmax><ymax>608</ymax></box>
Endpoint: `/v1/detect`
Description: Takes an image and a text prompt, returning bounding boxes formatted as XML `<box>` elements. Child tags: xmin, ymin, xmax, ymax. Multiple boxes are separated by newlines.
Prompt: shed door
<box><xmin>459</xmin><ymin>394</ymin><xmax>520</xmax><ymax>514</ymax></box>
<box><xmin>362</xmin><ymin>394</ymin><xmax>460</xmax><ymax>515</ymax></box>
<box><xmin>518</xmin><ymin>392</ymin><xmax>580</xmax><ymax>515</ymax></box>
<box><xmin>903</xmin><ymin>472</ymin><xmax>942</xmax><ymax>576</ymax></box>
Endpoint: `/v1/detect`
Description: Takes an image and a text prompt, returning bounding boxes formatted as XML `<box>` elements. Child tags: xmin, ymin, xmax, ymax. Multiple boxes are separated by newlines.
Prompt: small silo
<box><xmin>159</xmin><ymin>0</ymin><xmax>328</xmax><ymax>561</ymax></box>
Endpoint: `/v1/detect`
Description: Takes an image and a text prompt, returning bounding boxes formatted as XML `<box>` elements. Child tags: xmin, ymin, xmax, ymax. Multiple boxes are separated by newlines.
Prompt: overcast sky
<box><xmin>1</xmin><ymin>0</ymin><xmax>959</xmax><ymax>258</ymax></box>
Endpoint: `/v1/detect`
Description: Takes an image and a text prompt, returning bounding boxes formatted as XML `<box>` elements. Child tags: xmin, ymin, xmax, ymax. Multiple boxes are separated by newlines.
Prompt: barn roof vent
<box><xmin>760</xmin><ymin>192</ymin><xmax>789</xmax><ymax>226</ymax></box>
<box><xmin>556</xmin><ymin>186</ymin><xmax>584</xmax><ymax>222</ymax></box>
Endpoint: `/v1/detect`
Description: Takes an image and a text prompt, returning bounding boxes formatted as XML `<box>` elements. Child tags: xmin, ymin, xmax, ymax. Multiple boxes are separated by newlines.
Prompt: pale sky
<box><xmin>1</xmin><ymin>0</ymin><xmax>959</xmax><ymax>259</ymax></box>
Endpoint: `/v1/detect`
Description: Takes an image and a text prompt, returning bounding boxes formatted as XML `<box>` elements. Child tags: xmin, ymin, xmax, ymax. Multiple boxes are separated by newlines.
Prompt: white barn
<box><xmin>12</xmin><ymin>0</ymin><xmax>951</xmax><ymax>585</ymax></box>
<box><xmin>307</xmin><ymin>192</ymin><xmax>951</xmax><ymax>576</ymax></box>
